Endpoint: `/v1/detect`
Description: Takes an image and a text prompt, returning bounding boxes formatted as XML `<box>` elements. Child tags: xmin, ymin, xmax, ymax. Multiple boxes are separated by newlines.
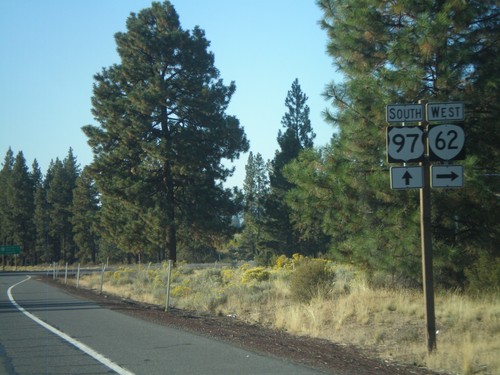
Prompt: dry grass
<box><xmin>65</xmin><ymin>261</ymin><xmax>499</xmax><ymax>375</ymax></box>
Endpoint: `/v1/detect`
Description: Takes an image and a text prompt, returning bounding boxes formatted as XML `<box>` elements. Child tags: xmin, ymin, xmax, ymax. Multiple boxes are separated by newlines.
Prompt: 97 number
<box><xmin>387</xmin><ymin>126</ymin><xmax>425</xmax><ymax>162</ymax></box>
<box><xmin>392</xmin><ymin>133</ymin><xmax>420</xmax><ymax>153</ymax></box>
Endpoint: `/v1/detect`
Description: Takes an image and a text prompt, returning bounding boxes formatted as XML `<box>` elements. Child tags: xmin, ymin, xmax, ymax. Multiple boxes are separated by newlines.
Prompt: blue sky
<box><xmin>0</xmin><ymin>0</ymin><xmax>341</xmax><ymax>188</ymax></box>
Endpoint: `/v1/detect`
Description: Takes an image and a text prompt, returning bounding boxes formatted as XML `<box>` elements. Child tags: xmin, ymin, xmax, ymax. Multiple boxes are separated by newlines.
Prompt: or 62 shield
<box><xmin>428</xmin><ymin>124</ymin><xmax>465</xmax><ymax>161</ymax></box>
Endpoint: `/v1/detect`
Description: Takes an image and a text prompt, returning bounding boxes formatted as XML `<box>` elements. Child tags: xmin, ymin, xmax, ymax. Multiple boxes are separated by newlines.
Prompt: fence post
<box><xmin>99</xmin><ymin>264</ymin><xmax>106</xmax><ymax>294</ymax></box>
<box><xmin>76</xmin><ymin>263</ymin><xmax>80</xmax><ymax>288</ymax></box>
<box><xmin>64</xmin><ymin>263</ymin><xmax>68</xmax><ymax>284</ymax></box>
<box><xmin>165</xmin><ymin>260</ymin><xmax>173</xmax><ymax>312</ymax></box>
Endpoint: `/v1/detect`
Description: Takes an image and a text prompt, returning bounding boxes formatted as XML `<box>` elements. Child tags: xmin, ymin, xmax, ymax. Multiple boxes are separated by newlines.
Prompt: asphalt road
<box><xmin>0</xmin><ymin>273</ymin><xmax>325</xmax><ymax>375</ymax></box>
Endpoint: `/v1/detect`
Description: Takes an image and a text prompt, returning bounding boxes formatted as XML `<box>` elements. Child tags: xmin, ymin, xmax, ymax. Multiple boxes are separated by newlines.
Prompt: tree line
<box><xmin>1</xmin><ymin>1</ymin><xmax>498</xmax><ymax>291</ymax></box>
<box><xmin>0</xmin><ymin>148</ymin><xmax>85</xmax><ymax>264</ymax></box>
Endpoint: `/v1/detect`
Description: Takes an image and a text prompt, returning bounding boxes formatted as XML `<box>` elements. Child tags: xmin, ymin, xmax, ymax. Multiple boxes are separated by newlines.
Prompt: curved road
<box><xmin>0</xmin><ymin>273</ymin><xmax>325</xmax><ymax>374</ymax></box>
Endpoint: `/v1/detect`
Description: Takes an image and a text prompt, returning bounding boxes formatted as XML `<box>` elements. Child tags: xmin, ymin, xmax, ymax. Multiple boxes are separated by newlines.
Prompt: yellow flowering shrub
<box><xmin>111</xmin><ymin>267</ymin><xmax>134</xmax><ymax>285</ymax></box>
<box><xmin>171</xmin><ymin>285</ymin><xmax>191</xmax><ymax>297</ymax></box>
<box><xmin>274</xmin><ymin>255</ymin><xmax>288</xmax><ymax>269</ymax></box>
<box><xmin>152</xmin><ymin>274</ymin><xmax>164</xmax><ymax>289</ymax></box>
<box><xmin>221</xmin><ymin>268</ymin><xmax>235</xmax><ymax>284</ymax></box>
<box><xmin>241</xmin><ymin>266</ymin><xmax>270</xmax><ymax>284</ymax></box>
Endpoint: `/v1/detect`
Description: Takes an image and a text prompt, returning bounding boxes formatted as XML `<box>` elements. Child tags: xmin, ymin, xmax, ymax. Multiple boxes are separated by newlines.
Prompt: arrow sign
<box><xmin>391</xmin><ymin>166</ymin><xmax>423</xmax><ymax>190</ymax></box>
<box><xmin>402</xmin><ymin>171</ymin><xmax>412</xmax><ymax>185</ymax></box>
<box><xmin>431</xmin><ymin>165</ymin><xmax>463</xmax><ymax>188</ymax></box>
<box><xmin>436</xmin><ymin>171</ymin><xmax>459</xmax><ymax>181</ymax></box>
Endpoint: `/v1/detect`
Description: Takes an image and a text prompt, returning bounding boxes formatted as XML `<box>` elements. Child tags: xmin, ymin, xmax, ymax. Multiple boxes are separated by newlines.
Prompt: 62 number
<box><xmin>433</xmin><ymin>129</ymin><xmax>459</xmax><ymax>150</ymax></box>
<box><xmin>428</xmin><ymin>124</ymin><xmax>465</xmax><ymax>161</ymax></box>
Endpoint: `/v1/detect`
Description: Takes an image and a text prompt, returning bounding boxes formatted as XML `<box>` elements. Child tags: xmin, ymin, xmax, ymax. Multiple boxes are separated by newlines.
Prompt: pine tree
<box><xmin>83</xmin><ymin>1</ymin><xmax>248</xmax><ymax>263</ymax></box>
<box><xmin>8</xmin><ymin>152</ymin><xmax>35</xmax><ymax>263</ymax></box>
<box><xmin>46</xmin><ymin>159</ymin><xmax>65</xmax><ymax>262</ymax></box>
<box><xmin>72</xmin><ymin>167</ymin><xmax>100</xmax><ymax>263</ymax></box>
<box><xmin>30</xmin><ymin>160</ymin><xmax>43</xmax><ymax>263</ymax></box>
<box><xmin>33</xmin><ymin>161</ymin><xmax>49</xmax><ymax>263</ymax></box>
<box><xmin>266</xmin><ymin>79</ymin><xmax>316</xmax><ymax>257</ymax></box>
<box><xmin>45</xmin><ymin>150</ymin><xmax>80</xmax><ymax>263</ymax></box>
<box><xmin>0</xmin><ymin>148</ymin><xmax>15</xmax><ymax>246</ymax></box>
<box><xmin>272</xmin><ymin>79</ymin><xmax>316</xmax><ymax>191</ymax></box>
<box><xmin>240</xmin><ymin>152</ymin><xmax>270</xmax><ymax>259</ymax></box>
<box><xmin>317</xmin><ymin>0</ymin><xmax>500</xmax><ymax>286</ymax></box>
<box><xmin>283</xmin><ymin>145</ymin><xmax>333</xmax><ymax>255</ymax></box>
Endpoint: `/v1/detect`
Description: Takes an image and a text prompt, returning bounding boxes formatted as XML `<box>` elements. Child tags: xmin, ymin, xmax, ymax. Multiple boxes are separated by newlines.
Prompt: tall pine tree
<box><xmin>240</xmin><ymin>152</ymin><xmax>270</xmax><ymax>259</ymax></box>
<box><xmin>83</xmin><ymin>1</ymin><xmax>248</xmax><ymax>262</ymax></box>
<box><xmin>72</xmin><ymin>167</ymin><xmax>100</xmax><ymax>263</ymax></box>
<box><xmin>33</xmin><ymin>159</ymin><xmax>48</xmax><ymax>264</ymax></box>
<box><xmin>266</xmin><ymin>79</ymin><xmax>316</xmax><ymax>257</ymax></box>
<box><xmin>0</xmin><ymin>148</ymin><xmax>15</xmax><ymax>246</ymax></box>
<box><xmin>45</xmin><ymin>149</ymin><xmax>80</xmax><ymax>263</ymax></box>
<box><xmin>315</xmin><ymin>0</ymin><xmax>499</xmax><ymax>287</ymax></box>
<box><xmin>9</xmin><ymin>152</ymin><xmax>35</xmax><ymax>263</ymax></box>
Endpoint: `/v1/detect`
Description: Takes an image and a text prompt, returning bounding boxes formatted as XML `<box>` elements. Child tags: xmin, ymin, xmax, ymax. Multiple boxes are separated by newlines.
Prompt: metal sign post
<box><xmin>419</xmin><ymin>101</ymin><xmax>437</xmax><ymax>352</ymax></box>
<box><xmin>386</xmin><ymin>100</ymin><xmax>465</xmax><ymax>354</ymax></box>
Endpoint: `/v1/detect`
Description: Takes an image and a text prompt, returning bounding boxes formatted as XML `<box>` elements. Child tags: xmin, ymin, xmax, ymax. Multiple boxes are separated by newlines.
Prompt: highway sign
<box><xmin>387</xmin><ymin>126</ymin><xmax>425</xmax><ymax>162</ymax></box>
<box><xmin>431</xmin><ymin>165</ymin><xmax>463</xmax><ymax>188</ymax></box>
<box><xmin>0</xmin><ymin>245</ymin><xmax>21</xmax><ymax>255</ymax></box>
<box><xmin>386</xmin><ymin>104</ymin><xmax>424</xmax><ymax>123</ymax></box>
<box><xmin>428</xmin><ymin>124</ymin><xmax>465</xmax><ymax>161</ymax></box>
<box><xmin>391</xmin><ymin>166</ymin><xmax>423</xmax><ymax>189</ymax></box>
<box><xmin>427</xmin><ymin>102</ymin><xmax>464</xmax><ymax>122</ymax></box>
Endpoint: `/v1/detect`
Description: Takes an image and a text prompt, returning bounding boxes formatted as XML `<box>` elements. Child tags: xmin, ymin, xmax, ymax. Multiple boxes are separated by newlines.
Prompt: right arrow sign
<box><xmin>431</xmin><ymin>165</ymin><xmax>464</xmax><ymax>188</ymax></box>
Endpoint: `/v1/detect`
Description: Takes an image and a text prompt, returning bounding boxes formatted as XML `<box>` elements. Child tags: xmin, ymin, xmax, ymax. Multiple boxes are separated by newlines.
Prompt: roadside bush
<box><xmin>465</xmin><ymin>253</ymin><xmax>500</xmax><ymax>293</ymax></box>
<box><xmin>289</xmin><ymin>259</ymin><xmax>335</xmax><ymax>303</ymax></box>
<box><xmin>241</xmin><ymin>266</ymin><xmax>270</xmax><ymax>283</ymax></box>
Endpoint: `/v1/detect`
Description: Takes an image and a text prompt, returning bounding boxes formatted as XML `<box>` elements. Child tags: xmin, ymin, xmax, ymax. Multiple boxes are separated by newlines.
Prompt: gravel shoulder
<box><xmin>42</xmin><ymin>277</ymin><xmax>446</xmax><ymax>375</ymax></box>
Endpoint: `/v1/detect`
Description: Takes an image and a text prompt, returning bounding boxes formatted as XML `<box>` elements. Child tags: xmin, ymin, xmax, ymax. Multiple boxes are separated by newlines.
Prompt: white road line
<box><xmin>7</xmin><ymin>276</ymin><xmax>135</xmax><ymax>375</ymax></box>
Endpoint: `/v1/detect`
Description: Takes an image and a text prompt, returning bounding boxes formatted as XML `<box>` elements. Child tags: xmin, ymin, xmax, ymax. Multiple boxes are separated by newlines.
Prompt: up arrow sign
<box><xmin>402</xmin><ymin>171</ymin><xmax>413</xmax><ymax>185</ymax></box>
<box><xmin>391</xmin><ymin>166</ymin><xmax>423</xmax><ymax>189</ymax></box>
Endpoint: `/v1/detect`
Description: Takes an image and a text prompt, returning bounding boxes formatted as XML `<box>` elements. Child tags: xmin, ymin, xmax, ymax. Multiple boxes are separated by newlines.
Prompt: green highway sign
<box><xmin>0</xmin><ymin>245</ymin><xmax>21</xmax><ymax>255</ymax></box>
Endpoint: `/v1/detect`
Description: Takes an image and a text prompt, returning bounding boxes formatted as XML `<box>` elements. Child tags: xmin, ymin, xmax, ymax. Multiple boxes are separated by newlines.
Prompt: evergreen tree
<box><xmin>83</xmin><ymin>1</ymin><xmax>248</xmax><ymax>262</ymax></box>
<box><xmin>33</xmin><ymin>161</ymin><xmax>49</xmax><ymax>263</ymax></box>
<box><xmin>0</xmin><ymin>150</ymin><xmax>37</xmax><ymax>264</ymax></box>
<box><xmin>45</xmin><ymin>150</ymin><xmax>80</xmax><ymax>262</ymax></box>
<box><xmin>31</xmin><ymin>160</ymin><xmax>43</xmax><ymax>263</ymax></box>
<box><xmin>100</xmin><ymin>192</ymin><xmax>160</xmax><ymax>262</ymax></box>
<box><xmin>240</xmin><ymin>152</ymin><xmax>270</xmax><ymax>259</ymax></box>
<box><xmin>272</xmin><ymin>79</ymin><xmax>316</xmax><ymax>191</ymax></box>
<box><xmin>283</xmin><ymin>145</ymin><xmax>333</xmax><ymax>256</ymax></box>
<box><xmin>72</xmin><ymin>167</ymin><xmax>100</xmax><ymax>263</ymax></box>
<box><xmin>317</xmin><ymin>0</ymin><xmax>499</xmax><ymax>287</ymax></box>
<box><xmin>0</xmin><ymin>148</ymin><xmax>15</xmax><ymax>246</ymax></box>
<box><xmin>46</xmin><ymin>159</ymin><xmax>65</xmax><ymax>262</ymax></box>
<box><xmin>266</xmin><ymin>79</ymin><xmax>316</xmax><ymax>257</ymax></box>
<box><xmin>8</xmin><ymin>152</ymin><xmax>35</xmax><ymax>263</ymax></box>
